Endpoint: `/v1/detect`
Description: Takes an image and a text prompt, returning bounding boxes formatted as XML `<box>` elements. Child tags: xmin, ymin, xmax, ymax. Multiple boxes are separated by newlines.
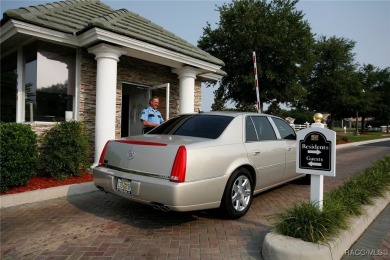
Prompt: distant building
<box><xmin>1</xmin><ymin>0</ymin><xmax>225</xmax><ymax>165</ymax></box>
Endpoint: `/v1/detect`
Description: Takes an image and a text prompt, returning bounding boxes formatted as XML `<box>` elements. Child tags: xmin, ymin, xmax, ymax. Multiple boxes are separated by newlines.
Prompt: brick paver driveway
<box><xmin>1</xmin><ymin>141</ymin><xmax>390</xmax><ymax>259</ymax></box>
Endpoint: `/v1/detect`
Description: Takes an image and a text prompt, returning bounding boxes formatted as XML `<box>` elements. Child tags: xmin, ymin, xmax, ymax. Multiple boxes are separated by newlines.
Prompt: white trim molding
<box><xmin>1</xmin><ymin>20</ymin><xmax>79</xmax><ymax>46</ymax></box>
<box><xmin>79</xmin><ymin>28</ymin><xmax>223</xmax><ymax>73</ymax></box>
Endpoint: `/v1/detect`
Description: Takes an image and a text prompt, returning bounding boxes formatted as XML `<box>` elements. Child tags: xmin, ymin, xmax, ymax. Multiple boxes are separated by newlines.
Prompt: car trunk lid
<box><xmin>100</xmin><ymin>135</ymin><xmax>208</xmax><ymax>180</ymax></box>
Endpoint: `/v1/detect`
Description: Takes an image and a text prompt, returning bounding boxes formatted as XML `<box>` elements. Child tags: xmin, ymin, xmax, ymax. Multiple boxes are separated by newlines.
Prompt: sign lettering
<box><xmin>296</xmin><ymin>127</ymin><xmax>336</xmax><ymax>177</ymax></box>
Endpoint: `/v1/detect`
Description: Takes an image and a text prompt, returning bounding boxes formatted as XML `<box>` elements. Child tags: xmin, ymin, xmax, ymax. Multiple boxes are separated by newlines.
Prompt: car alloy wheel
<box><xmin>221</xmin><ymin>168</ymin><xmax>253</xmax><ymax>219</ymax></box>
<box><xmin>231</xmin><ymin>175</ymin><xmax>252</xmax><ymax>211</ymax></box>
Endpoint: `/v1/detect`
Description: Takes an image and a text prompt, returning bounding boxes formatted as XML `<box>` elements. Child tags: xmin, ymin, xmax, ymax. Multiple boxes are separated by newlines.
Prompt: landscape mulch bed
<box><xmin>1</xmin><ymin>171</ymin><xmax>93</xmax><ymax>195</ymax></box>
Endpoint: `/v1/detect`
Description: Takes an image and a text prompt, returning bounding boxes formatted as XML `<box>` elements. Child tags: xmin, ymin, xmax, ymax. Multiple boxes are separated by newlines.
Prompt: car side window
<box><xmin>272</xmin><ymin>117</ymin><xmax>296</xmax><ymax>140</ymax></box>
<box><xmin>246</xmin><ymin>116</ymin><xmax>277</xmax><ymax>142</ymax></box>
<box><xmin>245</xmin><ymin>117</ymin><xmax>258</xmax><ymax>142</ymax></box>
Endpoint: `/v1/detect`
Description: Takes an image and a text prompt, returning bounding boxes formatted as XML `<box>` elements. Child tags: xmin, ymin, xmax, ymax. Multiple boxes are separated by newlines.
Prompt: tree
<box><xmin>282</xmin><ymin>107</ymin><xmax>313</xmax><ymax>124</ymax></box>
<box><xmin>356</xmin><ymin>64</ymin><xmax>383</xmax><ymax>132</ymax></box>
<box><xmin>265</xmin><ymin>101</ymin><xmax>283</xmax><ymax>116</ymax></box>
<box><xmin>211</xmin><ymin>87</ymin><xmax>227</xmax><ymax>111</ymax></box>
<box><xmin>198</xmin><ymin>0</ymin><xmax>314</xmax><ymax>111</ymax></box>
<box><xmin>372</xmin><ymin>67</ymin><xmax>390</xmax><ymax>132</ymax></box>
<box><xmin>306</xmin><ymin>36</ymin><xmax>361</xmax><ymax>129</ymax></box>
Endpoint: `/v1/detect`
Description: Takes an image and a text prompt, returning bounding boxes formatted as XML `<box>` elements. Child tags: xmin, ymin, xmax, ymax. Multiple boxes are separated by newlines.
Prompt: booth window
<box><xmin>24</xmin><ymin>41</ymin><xmax>76</xmax><ymax>122</ymax></box>
<box><xmin>0</xmin><ymin>52</ymin><xmax>17</xmax><ymax>122</ymax></box>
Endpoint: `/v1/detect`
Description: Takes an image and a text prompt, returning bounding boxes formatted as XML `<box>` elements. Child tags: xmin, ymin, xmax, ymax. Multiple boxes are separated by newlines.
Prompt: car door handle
<box><xmin>287</xmin><ymin>146</ymin><xmax>293</xmax><ymax>151</ymax></box>
<box><xmin>253</xmin><ymin>151</ymin><xmax>261</xmax><ymax>156</ymax></box>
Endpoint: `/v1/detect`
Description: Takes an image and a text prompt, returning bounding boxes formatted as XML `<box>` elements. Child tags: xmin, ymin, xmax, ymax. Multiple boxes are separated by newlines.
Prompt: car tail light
<box><xmin>98</xmin><ymin>141</ymin><xmax>109</xmax><ymax>166</ymax></box>
<box><xmin>170</xmin><ymin>146</ymin><xmax>186</xmax><ymax>182</ymax></box>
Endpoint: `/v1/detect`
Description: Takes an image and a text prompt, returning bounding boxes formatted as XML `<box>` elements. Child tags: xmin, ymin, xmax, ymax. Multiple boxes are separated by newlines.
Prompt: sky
<box><xmin>1</xmin><ymin>0</ymin><xmax>389</xmax><ymax>111</ymax></box>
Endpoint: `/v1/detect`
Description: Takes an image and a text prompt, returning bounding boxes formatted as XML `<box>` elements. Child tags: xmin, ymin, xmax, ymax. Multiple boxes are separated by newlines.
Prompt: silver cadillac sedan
<box><xmin>93</xmin><ymin>112</ymin><xmax>304</xmax><ymax>218</ymax></box>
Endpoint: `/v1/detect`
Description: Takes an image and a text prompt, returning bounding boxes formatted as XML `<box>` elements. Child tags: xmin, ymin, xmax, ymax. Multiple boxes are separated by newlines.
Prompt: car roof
<box><xmin>180</xmin><ymin>111</ymin><xmax>278</xmax><ymax>118</ymax></box>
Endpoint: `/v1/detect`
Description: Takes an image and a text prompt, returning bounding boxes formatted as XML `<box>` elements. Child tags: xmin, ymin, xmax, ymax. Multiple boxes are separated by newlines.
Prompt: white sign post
<box><xmin>296</xmin><ymin>113</ymin><xmax>336</xmax><ymax>210</ymax></box>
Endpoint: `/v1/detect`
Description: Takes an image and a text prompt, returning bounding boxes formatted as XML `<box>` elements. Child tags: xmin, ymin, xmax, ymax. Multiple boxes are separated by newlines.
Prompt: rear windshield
<box><xmin>148</xmin><ymin>115</ymin><xmax>234</xmax><ymax>139</ymax></box>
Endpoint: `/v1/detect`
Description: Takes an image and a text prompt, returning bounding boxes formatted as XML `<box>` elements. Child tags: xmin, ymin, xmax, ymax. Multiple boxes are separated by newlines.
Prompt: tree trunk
<box><xmin>329</xmin><ymin>114</ymin><xmax>334</xmax><ymax>129</ymax></box>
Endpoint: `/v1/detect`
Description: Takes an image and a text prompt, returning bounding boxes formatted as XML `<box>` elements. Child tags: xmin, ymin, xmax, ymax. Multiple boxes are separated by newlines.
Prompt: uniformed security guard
<box><xmin>140</xmin><ymin>96</ymin><xmax>164</xmax><ymax>133</ymax></box>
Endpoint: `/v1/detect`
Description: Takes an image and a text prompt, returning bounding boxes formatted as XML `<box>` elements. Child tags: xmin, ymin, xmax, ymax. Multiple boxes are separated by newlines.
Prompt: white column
<box><xmin>16</xmin><ymin>47</ymin><xmax>25</xmax><ymax>122</ymax></box>
<box><xmin>88</xmin><ymin>44</ymin><xmax>125</xmax><ymax>166</ymax></box>
<box><xmin>310</xmin><ymin>175</ymin><xmax>324</xmax><ymax>209</ymax></box>
<box><xmin>74</xmin><ymin>48</ymin><xmax>81</xmax><ymax>121</ymax></box>
<box><xmin>65</xmin><ymin>62</ymin><xmax>75</xmax><ymax>121</ymax></box>
<box><xmin>310</xmin><ymin>116</ymin><xmax>325</xmax><ymax>210</ymax></box>
<box><xmin>173</xmin><ymin>67</ymin><xmax>200</xmax><ymax>114</ymax></box>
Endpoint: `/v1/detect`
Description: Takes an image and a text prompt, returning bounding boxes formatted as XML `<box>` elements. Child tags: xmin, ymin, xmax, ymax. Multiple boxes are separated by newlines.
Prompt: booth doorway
<box><xmin>121</xmin><ymin>84</ymin><xmax>148</xmax><ymax>137</ymax></box>
<box><xmin>121</xmin><ymin>83</ymin><xmax>170</xmax><ymax>137</ymax></box>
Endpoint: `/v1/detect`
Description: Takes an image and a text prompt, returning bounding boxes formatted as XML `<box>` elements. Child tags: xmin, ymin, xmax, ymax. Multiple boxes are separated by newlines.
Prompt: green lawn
<box><xmin>336</xmin><ymin>131</ymin><xmax>390</xmax><ymax>143</ymax></box>
<box><xmin>348</xmin><ymin>132</ymin><xmax>390</xmax><ymax>142</ymax></box>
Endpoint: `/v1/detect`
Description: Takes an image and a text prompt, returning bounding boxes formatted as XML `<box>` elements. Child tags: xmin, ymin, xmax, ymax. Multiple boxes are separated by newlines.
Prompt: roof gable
<box><xmin>2</xmin><ymin>0</ymin><xmax>224</xmax><ymax>66</ymax></box>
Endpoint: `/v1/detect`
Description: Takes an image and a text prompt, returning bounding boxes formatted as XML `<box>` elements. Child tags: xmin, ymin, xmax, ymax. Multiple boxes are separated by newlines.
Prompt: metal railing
<box><xmin>290</xmin><ymin>124</ymin><xmax>310</xmax><ymax>131</ymax></box>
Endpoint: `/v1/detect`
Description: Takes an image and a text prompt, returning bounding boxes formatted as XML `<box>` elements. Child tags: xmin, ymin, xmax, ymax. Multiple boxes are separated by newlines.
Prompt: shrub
<box><xmin>0</xmin><ymin>123</ymin><xmax>38</xmax><ymax>192</ymax></box>
<box><xmin>336</xmin><ymin>134</ymin><xmax>348</xmax><ymax>143</ymax></box>
<box><xmin>39</xmin><ymin>121</ymin><xmax>91</xmax><ymax>179</ymax></box>
<box><xmin>275</xmin><ymin>200</ymin><xmax>349</xmax><ymax>243</ymax></box>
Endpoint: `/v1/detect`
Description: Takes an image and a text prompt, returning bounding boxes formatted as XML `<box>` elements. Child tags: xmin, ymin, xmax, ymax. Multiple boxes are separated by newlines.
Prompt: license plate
<box><xmin>116</xmin><ymin>178</ymin><xmax>131</xmax><ymax>194</ymax></box>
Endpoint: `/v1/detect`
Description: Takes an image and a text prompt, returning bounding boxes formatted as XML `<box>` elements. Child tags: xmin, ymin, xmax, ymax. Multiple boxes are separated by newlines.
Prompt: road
<box><xmin>1</xmin><ymin>140</ymin><xmax>389</xmax><ymax>259</ymax></box>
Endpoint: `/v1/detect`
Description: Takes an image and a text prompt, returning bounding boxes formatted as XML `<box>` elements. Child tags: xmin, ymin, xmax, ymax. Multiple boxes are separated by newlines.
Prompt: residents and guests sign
<box><xmin>296</xmin><ymin>127</ymin><xmax>336</xmax><ymax>177</ymax></box>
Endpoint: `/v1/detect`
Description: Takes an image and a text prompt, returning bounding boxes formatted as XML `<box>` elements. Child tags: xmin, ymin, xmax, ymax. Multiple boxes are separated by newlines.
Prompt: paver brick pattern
<box><xmin>1</xmin><ymin>143</ymin><xmax>389</xmax><ymax>259</ymax></box>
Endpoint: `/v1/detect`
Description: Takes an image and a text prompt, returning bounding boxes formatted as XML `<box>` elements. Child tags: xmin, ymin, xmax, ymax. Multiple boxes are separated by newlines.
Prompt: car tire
<box><xmin>220</xmin><ymin>168</ymin><xmax>254</xmax><ymax>219</ymax></box>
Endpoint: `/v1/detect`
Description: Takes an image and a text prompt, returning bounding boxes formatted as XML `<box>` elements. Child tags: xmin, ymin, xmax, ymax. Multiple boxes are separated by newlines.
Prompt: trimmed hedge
<box><xmin>39</xmin><ymin>121</ymin><xmax>91</xmax><ymax>179</ymax></box>
<box><xmin>0</xmin><ymin>123</ymin><xmax>38</xmax><ymax>192</ymax></box>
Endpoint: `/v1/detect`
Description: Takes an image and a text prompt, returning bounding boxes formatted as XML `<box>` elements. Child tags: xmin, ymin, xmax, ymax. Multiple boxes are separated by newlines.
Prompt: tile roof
<box><xmin>1</xmin><ymin>0</ymin><xmax>224</xmax><ymax>66</ymax></box>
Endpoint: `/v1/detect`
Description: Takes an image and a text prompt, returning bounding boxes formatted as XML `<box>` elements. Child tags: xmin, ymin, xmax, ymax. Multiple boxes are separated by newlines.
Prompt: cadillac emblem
<box><xmin>127</xmin><ymin>149</ymin><xmax>135</xmax><ymax>160</ymax></box>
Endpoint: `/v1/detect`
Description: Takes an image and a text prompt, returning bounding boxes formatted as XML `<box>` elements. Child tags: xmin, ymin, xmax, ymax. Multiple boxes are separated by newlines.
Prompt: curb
<box><xmin>262</xmin><ymin>192</ymin><xmax>390</xmax><ymax>260</ymax></box>
<box><xmin>0</xmin><ymin>182</ymin><xmax>98</xmax><ymax>208</ymax></box>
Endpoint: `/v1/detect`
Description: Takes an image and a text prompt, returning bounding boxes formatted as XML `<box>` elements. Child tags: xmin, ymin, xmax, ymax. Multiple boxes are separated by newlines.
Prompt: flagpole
<box><xmin>252</xmin><ymin>51</ymin><xmax>261</xmax><ymax>113</ymax></box>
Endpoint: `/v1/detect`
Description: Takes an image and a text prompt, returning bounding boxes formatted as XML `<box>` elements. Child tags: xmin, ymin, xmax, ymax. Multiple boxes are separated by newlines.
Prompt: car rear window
<box><xmin>148</xmin><ymin>115</ymin><xmax>234</xmax><ymax>139</ymax></box>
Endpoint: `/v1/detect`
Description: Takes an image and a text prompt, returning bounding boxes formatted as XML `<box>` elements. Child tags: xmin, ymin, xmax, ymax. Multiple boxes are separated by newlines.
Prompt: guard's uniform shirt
<box><xmin>140</xmin><ymin>106</ymin><xmax>164</xmax><ymax>133</ymax></box>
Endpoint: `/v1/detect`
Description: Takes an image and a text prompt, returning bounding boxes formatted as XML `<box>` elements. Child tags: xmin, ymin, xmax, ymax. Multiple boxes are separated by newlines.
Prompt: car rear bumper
<box><xmin>93</xmin><ymin>166</ymin><xmax>226</xmax><ymax>212</ymax></box>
